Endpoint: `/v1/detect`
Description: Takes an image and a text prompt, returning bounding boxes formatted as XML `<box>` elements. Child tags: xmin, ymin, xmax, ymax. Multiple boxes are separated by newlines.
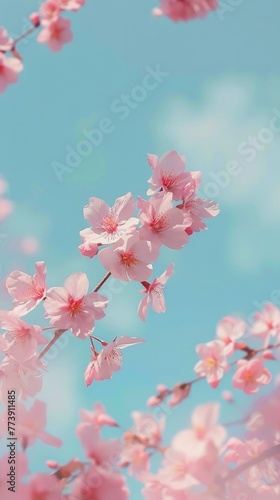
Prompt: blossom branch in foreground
<box><xmin>220</xmin><ymin>443</ymin><xmax>280</xmax><ymax>485</ymax></box>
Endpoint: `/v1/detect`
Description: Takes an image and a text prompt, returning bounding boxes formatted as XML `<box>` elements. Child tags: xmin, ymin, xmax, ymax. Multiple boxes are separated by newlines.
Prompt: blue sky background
<box><xmin>1</xmin><ymin>1</ymin><xmax>280</xmax><ymax>497</ymax></box>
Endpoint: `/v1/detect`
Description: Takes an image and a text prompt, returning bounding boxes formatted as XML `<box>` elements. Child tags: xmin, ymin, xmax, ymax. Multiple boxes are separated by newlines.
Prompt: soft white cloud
<box><xmin>153</xmin><ymin>77</ymin><xmax>280</xmax><ymax>272</ymax></box>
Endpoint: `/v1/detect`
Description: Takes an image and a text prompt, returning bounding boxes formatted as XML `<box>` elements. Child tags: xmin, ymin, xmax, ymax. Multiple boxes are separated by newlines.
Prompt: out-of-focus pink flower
<box><xmin>19</xmin><ymin>237</ymin><xmax>39</xmax><ymax>255</ymax></box>
<box><xmin>224</xmin><ymin>437</ymin><xmax>263</xmax><ymax>464</ymax></box>
<box><xmin>17</xmin><ymin>400</ymin><xmax>62</xmax><ymax>448</ymax></box>
<box><xmin>0</xmin><ymin>312</ymin><xmax>47</xmax><ymax>362</ymax></box>
<box><xmin>70</xmin><ymin>465</ymin><xmax>129</xmax><ymax>500</ymax></box>
<box><xmin>80</xmin><ymin>402</ymin><xmax>119</xmax><ymax>428</ymax></box>
<box><xmin>44</xmin><ymin>272</ymin><xmax>108</xmax><ymax>338</ymax></box>
<box><xmin>77</xmin><ymin>422</ymin><xmax>121</xmax><ymax>465</ymax></box>
<box><xmin>195</xmin><ymin>340</ymin><xmax>228</xmax><ymax>388</ymax></box>
<box><xmin>172</xmin><ymin>403</ymin><xmax>226</xmax><ymax>461</ymax></box>
<box><xmin>120</xmin><ymin>444</ymin><xmax>150</xmax><ymax>476</ymax></box>
<box><xmin>37</xmin><ymin>17</ymin><xmax>73</xmax><ymax>51</ymax></box>
<box><xmin>141</xmin><ymin>472</ymin><xmax>191</xmax><ymax>499</ymax></box>
<box><xmin>0</xmin><ymin>53</ymin><xmax>23</xmax><ymax>94</ymax></box>
<box><xmin>232</xmin><ymin>358</ymin><xmax>272</xmax><ymax>394</ymax></box>
<box><xmin>84</xmin><ymin>336</ymin><xmax>145</xmax><ymax>385</ymax></box>
<box><xmin>147</xmin><ymin>150</ymin><xmax>192</xmax><ymax>200</ymax></box>
<box><xmin>0</xmin><ymin>355</ymin><xmax>44</xmax><ymax>400</ymax></box>
<box><xmin>84</xmin><ymin>193</ymin><xmax>138</xmax><ymax>245</ymax></box>
<box><xmin>138</xmin><ymin>263</ymin><xmax>174</xmax><ymax>321</ymax></box>
<box><xmin>222</xmin><ymin>390</ymin><xmax>234</xmax><ymax>403</ymax></box>
<box><xmin>131</xmin><ymin>411</ymin><xmax>165</xmax><ymax>447</ymax></box>
<box><xmin>6</xmin><ymin>261</ymin><xmax>47</xmax><ymax>316</ymax></box>
<box><xmin>0</xmin><ymin>27</ymin><xmax>13</xmax><ymax>51</ymax></box>
<box><xmin>178</xmin><ymin>177</ymin><xmax>219</xmax><ymax>235</ymax></box>
<box><xmin>39</xmin><ymin>0</ymin><xmax>60</xmax><ymax>24</ymax></box>
<box><xmin>160</xmin><ymin>440</ymin><xmax>198</xmax><ymax>490</ymax></box>
<box><xmin>57</xmin><ymin>0</ymin><xmax>85</xmax><ymax>10</ymax></box>
<box><xmin>216</xmin><ymin>316</ymin><xmax>246</xmax><ymax>356</ymax></box>
<box><xmin>153</xmin><ymin>0</ymin><xmax>218</xmax><ymax>23</ymax></box>
<box><xmin>79</xmin><ymin>228</ymin><xmax>99</xmax><ymax>258</ymax></box>
<box><xmin>99</xmin><ymin>233</ymin><xmax>159</xmax><ymax>282</ymax></box>
<box><xmin>16</xmin><ymin>473</ymin><xmax>63</xmax><ymax>500</ymax></box>
<box><xmin>251</xmin><ymin>303</ymin><xmax>280</xmax><ymax>347</ymax></box>
<box><xmin>138</xmin><ymin>192</ymin><xmax>189</xmax><ymax>249</ymax></box>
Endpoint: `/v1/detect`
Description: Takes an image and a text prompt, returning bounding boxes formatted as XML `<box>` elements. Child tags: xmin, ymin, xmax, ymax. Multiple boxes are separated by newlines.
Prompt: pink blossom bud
<box><xmin>156</xmin><ymin>384</ymin><xmax>167</xmax><ymax>393</ymax></box>
<box><xmin>262</xmin><ymin>350</ymin><xmax>276</xmax><ymax>360</ymax></box>
<box><xmin>222</xmin><ymin>390</ymin><xmax>234</xmax><ymax>403</ymax></box>
<box><xmin>29</xmin><ymin>13</ymin><xmax>40</xmax><ymax>27</ymax></box>
<box><xmin>147</xmin><ymin>396</ymin><xmax>161</xmax><ymax>407</ymax></box>
<box><xmin>46</xmin><ymin>460</ymin><xmax>59</xmax><ymax>469</ymax></box>
<box><xmin>78</xmin><ymin>242</ymin><xmax>98</xmax><ymax>258</ymax></box>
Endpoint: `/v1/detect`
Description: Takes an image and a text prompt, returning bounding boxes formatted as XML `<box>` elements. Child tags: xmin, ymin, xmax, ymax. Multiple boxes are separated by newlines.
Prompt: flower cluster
<box><xmin>0</xmin><ymin>1</ymin><xmax>85</xmax><ymax>94</ymax></box>
<box><xmin>148</xmin><ymin>303</ymin><xmax>280</xmax><ymax>410</ymax></box>
<box><xmin>0</xmin><ymin>150</ymin><xmax>218</xmax><ymax>400</ymax></box>
<box><xmin>153</xmin><ymin>0</ymin><xmax>218</xmax><ymax>23</ymax></box>
<box><xmin>2</xmin><ymin>395</ymin><xmax>279</xmax><ymax>499</ymax></box>
<box><xmin>0</xmin><ymin>0</ymin><xmax>218</xmax><ymax>94</ymax></box>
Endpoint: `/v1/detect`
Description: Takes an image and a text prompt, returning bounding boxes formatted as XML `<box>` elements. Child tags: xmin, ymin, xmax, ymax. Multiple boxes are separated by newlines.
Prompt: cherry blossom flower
<box><xmin>138</xmin><ymin>192</ymin><xmax>189</xmax><ymax>249</ymax></box>
<box><xmin>195</xmin><ymin>340</ymin><xmax>228</xmax><ymax>388</ymax></box>
<box><xmin>216</xmin><ymin>316</ymin><xmax>246</xmax><ymax>356</ymax></box>
<box><xmin>44</xmin><ymin>272</ymin><xmax>108</xmax><ymax>338</ymax></box>
<box><xmin>147</xmin><ymin>150</ymin><xmax>192</xmax><ymax>200</ymax></box>
<box><xmin>232</xmin><ymin>358</ymin><xmax>272</xmax><ymax>394</ymax></box>
<box><xmin>160</xmin><ymin>438</ymin><xmax>198</xmax><ymax>490</ymax></box>
<box><xmin>37</xmin><ymin>17</ymin><xmax>73</xmax><ymax>51</ymax></box>
<box><xmin>84</xmin><ymin>336</ymin><xmax>145</xmax><ymax>384</ymax></box>
<box><xmin>251</xmin><ymin>303</ymin><xmax>280</xmax><ymax>347</ymax></box>
<box><xmin>80</xmin><ymin>402</ymin><xmax>119</xmax><ymax>428</ymax></box>
<box><xmin>138</xmin><ymin>263</ymin><xmax>174</xmax><ymax>321</ymax></box>
<box><xmin>173</xmin><ymin>403</ymin><xmax>227</xmax><ymax>460</ymax></box>
<box><xmin>83</xmin><ymin>192</ymin><xmax>138</xmax><ymax>244</ymax></box>
<box><xmin>70</xmin><ymin>465</ymin><xmax>129</xmax><ymax>500</ymax></box>
<box><xmin>120</xmin><ymin>444</ymin><xmax>150</xmax><ymax>476</ymax></box>
<box><xmin>76</xmin><ymin>422</ymin><xmax>121</xmax><ymax>466</ymax></box>
<box><xmin>39</xmin><ymin>1</ymin><xmax>61</xmax><ymax>24</ymax></box>
<box><xmin>153</xmin><ymin>0</ymin><xmax>218</xmax><ymax>23</ymax></box>
<box><xmin>141</xmin><ymin>472</ymin><xmax>190</xmax><ymax>499</ymax></box>
<box><xmin>0</xmin><ymin>355</ymin><xmax>44</xmax><ymax>400</ymax></box>
<box><xmin>78</xmin><ymin>228</ymin><xmax>99</xmax><ymax>258</ymax></box>
<box><xmin>131</xmin><ymin>411</ymin><xmax>165</xmax><ymax>448</ymax></box>
<box><xmin>0</xmin><ymin>27</ymin><xmax>13</xmax><ymax>51</ymax></box>
<box><xmin>99</xmin><ymin>233</ymin><xmax>159</xmax><ymax>282</ymax></box>
<box><xmin>5</xmin><ymin>261</ymin><xmax>47</xmax><ymax>316</ymax></box>
<box><xmin>16</xmin><ymin>474</ymin><xmax>63</xmax><ymax>500</ymax></box>
<box><xmin>57</xmin><ymin>0</ymin><xmax>86</xmax><ymax>10</ymax></box>
<box><xmin>0</xmin><ymin>53</ymin><xmax>23</xmax><ymax>94</ymax></box>
<box><xmin>17</xmin><ymin>400</ymin><xmax>62</xmax><ymax>449</ymax></box>
<box><xmin>178</xmin><ymin>177</ymin><xmax>220</xmax><ymax>235</ymax></box>
<box><xmin>0</xmin><ymin>312</ymin><xmax>47</xmax><ymax>362</ymax></box>
<box><xmin>224</xmin><ymin>437</ymin><xmax>267</xmax><ymax>465</ymax></box>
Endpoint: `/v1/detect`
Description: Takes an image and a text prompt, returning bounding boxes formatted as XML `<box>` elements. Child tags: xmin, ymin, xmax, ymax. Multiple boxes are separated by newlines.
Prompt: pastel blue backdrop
<box><xmin>1</xmin><ymin>1</ymin><xmax>280</xmax><ymax>498</ymax></box>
